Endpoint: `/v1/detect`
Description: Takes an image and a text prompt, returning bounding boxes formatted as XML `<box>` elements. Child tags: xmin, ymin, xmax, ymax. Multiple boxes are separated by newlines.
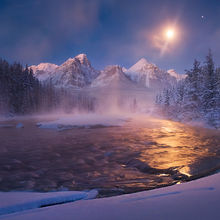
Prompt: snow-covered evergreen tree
<box><xmin>156</xmin><ymin>51</ymin><xmax>220</xmax><ymax>128</ymax></box>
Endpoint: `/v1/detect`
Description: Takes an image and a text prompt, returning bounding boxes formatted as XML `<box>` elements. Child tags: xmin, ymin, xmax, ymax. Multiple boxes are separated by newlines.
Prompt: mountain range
<box><xmin>30</xmin><ymin>54</ymin><xmax>186</xmax><ymax>90</ymax></box>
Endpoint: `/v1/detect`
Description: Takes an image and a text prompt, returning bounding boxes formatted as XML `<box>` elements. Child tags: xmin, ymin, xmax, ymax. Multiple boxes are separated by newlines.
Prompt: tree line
<box><xmin>0</xmin><ymin>59</ymin><xmax>97</xmax><ymax>115</ymax></box>
<box><xmin>156</xmin><ymin>51</ymin><xmax>220</xmax><ymax>128</ymax></box>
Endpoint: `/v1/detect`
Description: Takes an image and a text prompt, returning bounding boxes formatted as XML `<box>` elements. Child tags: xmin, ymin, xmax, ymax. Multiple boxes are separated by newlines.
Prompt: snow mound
<box><xmin>37</xmin><ymin>114</ymin><xmax>129</xmax><ymax>131</ymax></box>
<box><xmin>0</xmin><ymin>190</ymin><xmax>98</xmax><ymax>216</ymax></box>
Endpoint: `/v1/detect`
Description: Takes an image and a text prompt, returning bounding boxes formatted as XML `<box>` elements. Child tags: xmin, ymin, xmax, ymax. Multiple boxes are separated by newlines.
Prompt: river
<box><xmin>0</xmin><ymin>115</ymin><xmax>220</xmax><ymax>197</ymax></box>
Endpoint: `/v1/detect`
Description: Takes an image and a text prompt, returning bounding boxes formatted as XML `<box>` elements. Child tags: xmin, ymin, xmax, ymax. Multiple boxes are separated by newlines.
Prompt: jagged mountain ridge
<box><xmin>30</xmin><ymin>63</ymin><xmax>58</xmax><ymax>81</ymax></box>
<box><xmin>30</xmin><ymin>54</ymin><xmax>184</xmax><ymax>89</ymax></box>
<box><xmin>124</xmin><ymin>58</ymin><xmax>181</xmax><ymax>89</ymax></box>
<box><xmin>91</xmin><ymin>65</ymin><xmax>137</xmax><ymax>89</ymax></box>
<box><xmin>30</xmin><ymin>54</ymin><xmax>100</xmax><ymax>88</ymax></box>
<box><xmin>167</xmin><ymin>69</ymin><xmax>186</xmax><ymax>81</ymax></box>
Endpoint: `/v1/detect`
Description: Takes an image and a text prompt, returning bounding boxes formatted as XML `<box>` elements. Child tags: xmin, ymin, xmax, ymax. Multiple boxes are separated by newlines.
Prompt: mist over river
<box><xmin>0</xmin><ymin>114</ymin><xmax>220</xmax><ymax>197</ymax></box>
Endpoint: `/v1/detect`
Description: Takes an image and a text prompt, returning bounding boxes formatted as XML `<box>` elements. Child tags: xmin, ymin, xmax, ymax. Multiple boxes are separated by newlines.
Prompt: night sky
<box><xmin>0</xmin><ymin>0</ymin><xmax>219</xmax><ymax>73</ymax></box>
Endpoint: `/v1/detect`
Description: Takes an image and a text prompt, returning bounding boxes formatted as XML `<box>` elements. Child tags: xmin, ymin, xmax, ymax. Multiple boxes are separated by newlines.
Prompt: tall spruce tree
<box><xmin>156</xmin><ymin>51</ymin><xmax>220</xmax><ymax>128</ymax></box>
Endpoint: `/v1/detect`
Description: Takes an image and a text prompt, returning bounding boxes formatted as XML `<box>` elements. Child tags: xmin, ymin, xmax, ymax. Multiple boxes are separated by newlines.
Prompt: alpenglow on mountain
<box><xmin>30</xmin><ymin>54</ymin><xmax>100</xmax><ymax>88</ymax></box>
<box><xmin>30</xmin><ymin>54</ymin><xmax>185</xmax><ymax>89</ymax></box>
<box><xmin>124</xmin><ymin>58</ymin><xmax>185</xmax><ymax>89</ymax></box>
<box><xmin>91</xmin><ymin>65</ymin><xmax>137</xmax><ymax>89</ymax></box>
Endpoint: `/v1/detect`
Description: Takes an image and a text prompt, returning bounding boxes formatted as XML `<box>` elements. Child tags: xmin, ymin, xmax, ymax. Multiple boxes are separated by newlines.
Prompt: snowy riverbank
<box><xmin>0</xmin><ymin>172</ymin><xmax>220</xmax><ymax>220</ymax></box>
<box><xmin>36</xmin><ymin>114</ymin><xmax>130</xmax><ymax>130</ymax></box>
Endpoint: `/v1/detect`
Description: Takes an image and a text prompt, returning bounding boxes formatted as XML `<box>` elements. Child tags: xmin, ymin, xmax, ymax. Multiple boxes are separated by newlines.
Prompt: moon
<box><xmin>166</xmin><ymin>29</ymin><xmax>175</xmax><ymax>39</ymax></box>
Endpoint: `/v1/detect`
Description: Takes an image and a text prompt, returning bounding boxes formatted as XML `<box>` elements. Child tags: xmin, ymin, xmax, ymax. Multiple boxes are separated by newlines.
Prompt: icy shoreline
<box><xmin>36</xmin><ymin>114</ymin><xmax>130</xmax><ymax>131</ymax></box>
<box><xmin>0</xmin><ymin>190</ymin><xmax>98</xmax><ymax>216</ymax></box>
<box><xmin>0</xmin><ymin>172</ymin><xmax>220</xmax><ymax>220</ymax></box>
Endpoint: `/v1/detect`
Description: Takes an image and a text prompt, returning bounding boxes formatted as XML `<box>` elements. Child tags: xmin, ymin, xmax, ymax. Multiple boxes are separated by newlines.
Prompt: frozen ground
<box><xmin>0</xmin><ymin>172</ymin><xmax>219</xmax><ymax>220</ymax></box>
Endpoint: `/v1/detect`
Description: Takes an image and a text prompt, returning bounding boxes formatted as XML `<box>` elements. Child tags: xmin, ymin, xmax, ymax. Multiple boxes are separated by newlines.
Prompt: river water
<box><xmin>0</xmin><ymin>115</ymin><xmax>220</xmax><ymax>197</ymax></box>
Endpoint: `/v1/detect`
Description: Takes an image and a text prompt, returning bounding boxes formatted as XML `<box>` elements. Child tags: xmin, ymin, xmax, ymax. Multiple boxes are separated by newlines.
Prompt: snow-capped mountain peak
<box><xmin>124</xmin><ymin>58</ymin><xmax>180</xmax><ymax>89</ymax></box>
<box><xmin>125</xmin><ymin>58</ymin><xmax>162</xmax><ymax>88</ymax></box>
<box><xmin>75</xmin><ymin>54</ymin><xmax>90</xmax><ymax>65</ymax></box>
<box><xmin>61</xmin><ymin>54</ymin><xmax>91</xmax><ymax>67</ymax></box>
<box><xmin>30</xmin><ymin>54</ymin><xmax>99</xmax><ymax>88</ymax></box>
<box><xmin>30</xmin><ymin>63</ymin><xmax>58</xmax><ymax>81</ymax></box>
<box><xmin>128</xmin><ymin>58</ymin><xmax>153</xmax><ymax>73</ymax></box>
<box><xmin>30</xmin><ymin>55</ymin><xmax>183</xmax><ymax>90</ymax></box>
<box><xmin>30</xmin><ymin>63</ymin><xmax>58</xmax><ymax>73</ymax></box>
<box><xmin>91</xmin><ymin>65</ymin><xmax>136</xmax><ymax>88</ymax></box>
<box><xmin>167</xmin><ymin>69</ymin><xmax>186</xmax><ymax>81</ymax></box>
<box><xmin>122</xmin><ymin>67</ymin><xmax>127</xmax><ymax>72</ymax></box>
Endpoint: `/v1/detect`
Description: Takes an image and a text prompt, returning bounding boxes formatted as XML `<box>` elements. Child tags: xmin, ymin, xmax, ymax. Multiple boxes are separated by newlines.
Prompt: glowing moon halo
<box><xmin>166</xmin><ymin>29</ymin><xmax>175</xmax><ymax>39</ymax></box>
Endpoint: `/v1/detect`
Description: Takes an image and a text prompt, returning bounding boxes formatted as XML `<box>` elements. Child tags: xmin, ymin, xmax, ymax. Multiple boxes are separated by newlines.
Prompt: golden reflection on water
<box><xmin>138</xmin><ymin>119</ymin><xmax>214</xmax><ymax>177</ymax></box>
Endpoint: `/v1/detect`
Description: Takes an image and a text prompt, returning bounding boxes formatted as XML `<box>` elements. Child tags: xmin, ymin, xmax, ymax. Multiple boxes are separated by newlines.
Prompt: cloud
<box><xmin>0</xmin><ymin>0</ymin><xmax>101</xmax><ymax>63</ymax></box>
<box><xmin>13</xmin><ymin>33</ymin><xmax>51</xmax><ymax>63</ymax></box>
<box><xmin>47</xmin><ymin>0</ymin><xmax>100</xmax><ymax>35</ymax></box>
